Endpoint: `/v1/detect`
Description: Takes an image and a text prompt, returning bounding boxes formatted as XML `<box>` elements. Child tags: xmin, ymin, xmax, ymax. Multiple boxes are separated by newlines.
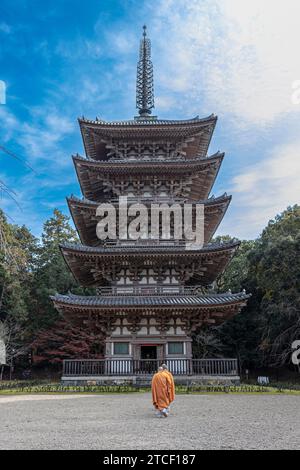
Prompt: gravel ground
<box><xmin>0</xmin><ymin>393</ymin><xmax>299</xmax><ymax>450</ymax></box>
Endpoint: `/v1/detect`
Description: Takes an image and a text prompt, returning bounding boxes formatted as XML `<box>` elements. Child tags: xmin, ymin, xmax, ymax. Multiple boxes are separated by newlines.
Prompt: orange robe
<box><xmin>151</xmin><ymin>371</ymin><xmax>171</xmax><ymax>411</ymax></box>
<box><xmin>162</xmin><ymin>370</ymin><xmax>175</xmax><ymax>403</ymax></box>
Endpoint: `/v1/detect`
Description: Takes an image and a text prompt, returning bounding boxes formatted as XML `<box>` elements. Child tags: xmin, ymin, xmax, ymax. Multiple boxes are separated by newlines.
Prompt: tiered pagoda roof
<box><xmin>51</xmin><ymin>291</ymin><xmax>250</xmax><ymax>328</ymax></box>
<box><xmin>59</xmin><ymin>240</ymin><xmax>240</xmax><ymax>287</ymax></box>
<box><xmin>67</xmin><ymin>193</ymin><xmax>232</xmax><ymax>246</ymax></box>
<box><xmin>52</xmin><ymin>291</ymin><xmax>249</xmax><ymax>308</ymax></box>
<box><xmin>73</xmin><ymin>152</ymin><xmax>223</xmax><ymax>201</ymax></box>
<box><xmin>79</xmin><ymin>115</ymin><xmax>217</xmax><ymax>160</ymax></box>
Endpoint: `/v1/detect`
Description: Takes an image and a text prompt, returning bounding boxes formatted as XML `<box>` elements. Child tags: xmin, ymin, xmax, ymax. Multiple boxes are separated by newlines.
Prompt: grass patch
<box><xmin>0</xmin><ymin>384</ymin><xmax>143</xmax><ymax>394</ymax></box>
<box><xmin>175</xmin><ymin>384</ymin><xmax>300</xmax><ymax>395</ymax></box>
<box><xmin>0</xmin><ymin>382</ymin><xmax>300</xmax><ymax>395</ymax></box>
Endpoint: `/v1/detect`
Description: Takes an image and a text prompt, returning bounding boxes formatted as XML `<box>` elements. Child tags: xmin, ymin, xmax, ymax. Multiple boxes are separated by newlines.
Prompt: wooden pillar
<box><xmin>133</xmin><ymin>343</ymin><xmax>141</xmax><ymax>360</ymax></box>
<box><xmin>157</xmin><ymin>344</ymin><xmax>165</xmax><ymax>362</ymax></box>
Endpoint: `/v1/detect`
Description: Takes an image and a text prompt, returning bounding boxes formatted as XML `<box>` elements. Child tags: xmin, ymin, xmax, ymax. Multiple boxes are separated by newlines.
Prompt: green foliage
<box><xmin>248</xmin><ymin>205</ymin><xmax>300</xmax><ymax>366</ymax></box>
<box><xmin>216</xmin><ymin>205</ymin><xmax>300</xmax><ymax>370</ymax></box>
<box><xmin>175</xmin><ymin>384</ymin><xmax>300</xmax><ymax>394</ymax></box>
<box><xmin>0</xmin><ymin>209</ymin><xmax>92</xmax><ymax>359</ymax></box>
<box><xmin>0</xmin><ymin>210</ymin><xmax>38</xmax><ymax>323</ymax></box>
<box><xmin>192</xmin><ymin>328</ymin><xmax>224</xmax><ymax>358</ymax></box>
<box><xmin>0</xmin><ymin>381</ymin><xmax>143</xmax><ymax>394</ymax></box>
<box><xmin>217</xmin><ymin>239</ymin><xmax>256</xmax><ymax>293</ymax></box>
<box><xmin>28</xmin><ymin>209</ymin><xmax>85</xmax><ymax>331</ymax></box>
<box><xmin>1</xmin><ymin>381</ymin><xmax>299</xmax><ymax>395</ymax></box>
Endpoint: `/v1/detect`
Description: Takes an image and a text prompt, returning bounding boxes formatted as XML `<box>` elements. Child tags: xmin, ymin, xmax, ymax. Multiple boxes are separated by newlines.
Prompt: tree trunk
<box><xmin>0</xmin><ymin>283</ymin><xmax>6</xmax><ymax>311</ymax></box>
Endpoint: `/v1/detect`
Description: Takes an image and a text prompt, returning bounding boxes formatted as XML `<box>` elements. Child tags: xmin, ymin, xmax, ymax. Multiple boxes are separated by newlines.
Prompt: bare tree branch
<box><xmin>0</xmin><ymin>145</ymin><xmax>36</xmax><ymax>174</ymax></box>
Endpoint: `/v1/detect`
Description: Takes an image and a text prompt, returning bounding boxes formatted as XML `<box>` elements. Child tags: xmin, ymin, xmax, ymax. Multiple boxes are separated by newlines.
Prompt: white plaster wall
<box><xmin>176</xmin><ymin>326</ymin><xmax>185</xmax><ymax>335</ymax></box>
<box><xmin>137</xmin><ymin>327</ymin><xmax>148</xmax><ymax>335</ymax></box>
<box><xmin>111</xmin><ymin>327</ymin><xmax>121</xmax><ymax>336</ymax></box>
<box><xmin>149</xmin><ymin>326</ymin><xmax>160</xmax><ymax>334</ymax></box>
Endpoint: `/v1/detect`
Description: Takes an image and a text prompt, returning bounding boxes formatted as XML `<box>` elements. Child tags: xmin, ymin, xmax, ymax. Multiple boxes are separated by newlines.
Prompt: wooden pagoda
<box><xmin>51</xmin><ymin>27</ymin><xmax>250</xmax><ymax>384</ymax></box>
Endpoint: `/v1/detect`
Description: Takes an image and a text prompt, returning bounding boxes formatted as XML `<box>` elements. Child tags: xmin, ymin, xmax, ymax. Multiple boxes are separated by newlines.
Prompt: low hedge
<box><xmin>0</xmin><ymin>384</ymin><xmax>140</xmax><ymax>394</ymax></box>
<box><xmin>0</xmin><ymin>383</ymin><xmax>299</xmax><ymax>394</ymax></box>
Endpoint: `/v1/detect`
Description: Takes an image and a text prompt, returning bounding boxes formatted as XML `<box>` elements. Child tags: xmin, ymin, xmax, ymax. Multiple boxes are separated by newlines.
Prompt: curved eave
<box><xmin>67</xmin><ymin>193</ymin><xmax>231</xmax><ymax>246</ymax></box>
<box><xmin>78</xmin><ymin>114</ymin><xmax>217</xmax><ymax>127</ymax></box>
<box><xmin>72</xmin><ymin>151</ymin><xmax>223</xmax><ymax>171</ymax></box>
<box><xmin>68</xmin><ymin>192</ymin><xmax>231</xmax><ymax>208</ymax></box>
<box><xmin>51</xmin><ymin>292</ymin><xmax>250</xmax><ymax>318</ymax></box>
<box><xmin>60</xmin><ymin>240</ymin><xmax>240</xmax><ymax>255</ymax></box>
<box><xmin>78</xmin><ymin>115</ymin><xmax>217</xmax><ymax>160</ymax></box>
<box><xmin>59</xmin><ymin>241</ymin><xmax>240</xmax><ymax>287</ymax></box>
<box><xmin>73</xmin><ymin>152</ymin><xmax>224</xmax><ymax>202</ymax></box>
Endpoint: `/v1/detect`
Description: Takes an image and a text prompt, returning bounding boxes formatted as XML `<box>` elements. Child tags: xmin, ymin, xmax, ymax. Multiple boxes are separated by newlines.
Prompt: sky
<box><xmin>0</xmin><ymin>0</ymin><xmax>299</xmax><ymax>240</ymax></box>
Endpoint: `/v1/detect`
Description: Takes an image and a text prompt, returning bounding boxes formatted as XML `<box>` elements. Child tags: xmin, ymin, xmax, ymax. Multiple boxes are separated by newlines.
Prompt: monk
<box><xmin>161</xmin><ymin>363</ymin><xmax>175</xmax><ymax>407</ymax></box>
<box><xmin>151</xmin><ymin>366</ymin><xmax>173</xmax><ymax>418</ymax></box>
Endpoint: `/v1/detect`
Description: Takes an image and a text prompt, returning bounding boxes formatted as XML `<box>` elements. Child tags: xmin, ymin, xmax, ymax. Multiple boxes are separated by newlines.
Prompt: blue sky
<box><xmin>0</xmin><ymin>0</ymin><xmax>299</xmax><ymax>240</ymax></box>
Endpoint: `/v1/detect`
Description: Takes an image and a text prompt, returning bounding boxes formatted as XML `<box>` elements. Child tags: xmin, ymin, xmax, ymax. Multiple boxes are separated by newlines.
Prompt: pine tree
<box><xmin>28</xmin><ymin>209</ymin><xmax>81</xmax><ymax>331</ymax></box>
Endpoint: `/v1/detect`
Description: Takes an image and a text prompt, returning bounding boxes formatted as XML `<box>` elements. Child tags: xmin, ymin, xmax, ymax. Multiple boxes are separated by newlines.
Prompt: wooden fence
<box><xmin>63</xmin><ymin>358</ymin><xmax>238</xmax><ymax>377</ymax></box>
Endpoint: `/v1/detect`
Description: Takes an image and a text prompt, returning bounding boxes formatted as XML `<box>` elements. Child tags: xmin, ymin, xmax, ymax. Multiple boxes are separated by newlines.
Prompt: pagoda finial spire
<box><xmin>136</xmin><ymin>25</ymin><xmax>154</xmax><ymax>117</ymax></box>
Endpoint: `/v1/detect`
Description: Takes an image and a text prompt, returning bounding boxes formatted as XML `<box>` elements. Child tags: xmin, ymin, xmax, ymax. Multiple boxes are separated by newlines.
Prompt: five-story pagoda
<box><xmin>52</xmin><ymin>27</ymin><xmax>250</xmax><ymax>383</ymax></box>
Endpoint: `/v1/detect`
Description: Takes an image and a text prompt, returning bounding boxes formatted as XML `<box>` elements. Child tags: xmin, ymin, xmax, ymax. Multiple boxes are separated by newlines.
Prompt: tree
<box><xmin>251</xmin><ymin>206</ymin><xmax>300</xmax><ymax>367</ymax></box>
<box><xmin>39</xmin><ymin>209</ymin><xmax>78</xmax><ymax>266</ymax></box>
<box><xmin>0</xmin><ymin>210</ymin><xmax>37</xmax><ymax>324</ymax></box>
<box><xmin>215</xmin><ymin>238</ymin><xmax>256</xmax><ymax>293</ymax></box>
<box><xmin>28</xmin><ymin>209</ymin><xmax>84</xmax><ymax>332</ymax></box>
<box><xmin>216</xmin><ymin>205</ymin><xmax>300</xmax><ymax>371</ymax></box>
<box><xmin>32</xmin><ymin>320</ymin><xmax>104</xmax><ymax>365</ymax></box>
<box><xmin>192</xmin><ymin>328</ymin><xmax>224</xmax><ymax>358</ymax></box>
<box><xmin>0</xmin><ymin>316</ymin><xmax>30</xmax><ymax>380</ymax></box>
<box><xmin>0</xmin><ymin>210</ymin><xmax>38</xmax><ymax>376</ymax></box>
<box><xmin>210</xmin><ymin>236</ymin><xmax>262</xmax><ymax>370</ymax></box>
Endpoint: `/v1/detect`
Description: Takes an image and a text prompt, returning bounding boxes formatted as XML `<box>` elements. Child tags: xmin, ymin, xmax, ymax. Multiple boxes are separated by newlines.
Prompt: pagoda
<box><xmin>51</xmin><ymin>26</ymin><xmax>250</xmax><ymax>382</ymax></box>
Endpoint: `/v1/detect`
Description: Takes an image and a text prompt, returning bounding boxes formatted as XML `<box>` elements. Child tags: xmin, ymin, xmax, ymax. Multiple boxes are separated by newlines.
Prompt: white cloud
<box><xmin>0</xmin><ymin>106</ymin><xmax>74</xmax><ymax>165</ymax></box>
<box><xmin>0</xmin><ymin>108</ymin><xmax>18</xmax><ymax>141</ymax></box>
<box><xmin>106</xmin><ymin>31</ymin><xmax>135</xmax><ymax>55</ymax></box>
<box><xmin>220</xmin><ymin>141</ymin><xmax>300</xmax><ymax>238</ymax></box>
<box><xmin>151</xmin><ymin>0</ymin><xmax>300</xmax><ymax>126</ymax></box>
<box><xmin>56</xmin><ymin>37</ymin><xmax>102</xmax><ymax>60</ymax></box>
<box><xmin>155</xmin><ymin>95</ymin><xmax>176</xmax><ymax>111</ymax></box>
<box><xmin>0</xmin><ymin>101</ymin><xmax>80</xmax><ymax>236</ymax></box>
<box><xmin>94</xmin><ymin>18</ymin><xmax>136</xmax><ymax>56</ymax></box>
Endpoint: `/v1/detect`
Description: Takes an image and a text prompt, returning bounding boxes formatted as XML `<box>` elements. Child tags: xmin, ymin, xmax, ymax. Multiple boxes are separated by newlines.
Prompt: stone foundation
<box><xmin>61</xmin><ymin>375</ymin><xmax>241</xmax><ymax>387</ymax></box>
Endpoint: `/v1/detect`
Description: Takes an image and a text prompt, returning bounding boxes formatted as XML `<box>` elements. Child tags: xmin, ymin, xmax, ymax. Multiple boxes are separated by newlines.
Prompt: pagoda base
<box><xmin>61</xmin><ymin>374</ymin><xmax>240</xmax><ymax>387</ymax></box>
<box><xmin>61</xmin><ymin>358</ymin><xmax>240</xmax><ymax>386</ymax></box>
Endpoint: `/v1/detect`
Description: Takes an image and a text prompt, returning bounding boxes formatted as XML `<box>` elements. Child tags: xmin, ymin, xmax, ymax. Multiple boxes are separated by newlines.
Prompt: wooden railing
<box><xmin>96</xmin><ymin>285</ymin><xmax>205</xmax><ymax>296</ymax></box>
<box><xmin>62</xmin><ymin>358</ymin><xmax>238</xmax><ymax>377</ymax></box>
